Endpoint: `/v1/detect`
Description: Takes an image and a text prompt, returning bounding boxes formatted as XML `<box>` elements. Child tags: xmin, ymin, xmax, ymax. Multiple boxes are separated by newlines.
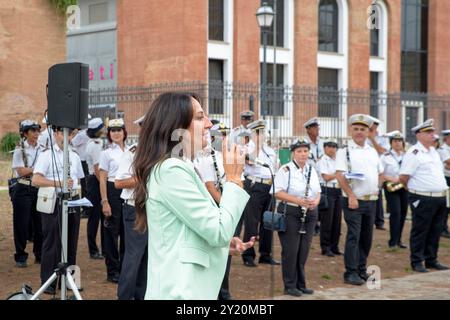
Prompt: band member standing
<box><xmin>381</xmin><ymin>131</ymin><xmax>408</xmax><ymax>249</ymax></box>
<box><xmin>336</xmin><ymin>114</ymin><xmax>384</xmax><ymax>285</ymax></box>
<box><xmin>85</xmin><ymin>118</ymin><xmax>106</xmax><ymax>259</ymax></box>
<box><xmin>317</xmin><ymin>140</ymin><xmax>342</xmax><ymax>257</ymax></box>
<box><xmin>11</xmin><ymin>120</ymin><xmax>43</xmax><ymax>267</ymax></box>
<box><xmin>116</xmin><ymin>115</ymin><xmax>148</xmax><ymax>300</ymax></box>
<box><xmin>399</xmin><ymin>119</ymin><xmax>449</xmax><ymax>272</ymax></box>
<box><xmin>99</xmin><ymin>118</ymin><xmax>128</xmax><ymax>283</ymax></box>
<box><xmin>38</xmin><ymin>117</ymin><xmax>55</xmax><ymax>149</ymax></box>
<box><xmin>437</xmin><ymin>130</ymin><xmax>450</xmax><ymax>239</ymax></box>
<box><xmin>367</xmin><ymin>116</ymin><xmax>389</xmax><ymax>231</ymax></box>
<box><xmin>304</xmin><ymin>118</ymin><xmax>324</xmax><ymax>235</ymax></box>
<box><xmin>242</xmin><ymin>120</ymin><xmax>280</xmax><ymax>267</ymax></box>
<box><xmin>32</xmin><ymin>126</ymin><xmax>84</xmax><ymax>294</ymax></box>
<box><xmin>71</xmin><ymin>127</ymin><xmax>90</xmax><ymax>205</ymax></box>
<box><xmin>272</xmin><ymin>140</ymin><xmax>321</xmax><ymax>297</ymax></box>
<box><xmin>194</xmin><ymin>122</ymin><xmax>240</xmax><ymax>300</ymax></box>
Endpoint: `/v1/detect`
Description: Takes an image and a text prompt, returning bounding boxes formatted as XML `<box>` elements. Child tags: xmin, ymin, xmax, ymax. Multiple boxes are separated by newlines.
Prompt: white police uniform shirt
<box><xmin>437</xmin><ymin>143</ymin><xmax>450</xmax><ymax>178</ymax></box>
<box><xmin>12</xmin><ymin>140</ymin><xmax>42</xmax><ymax>178</ymax></box>
<box><xmin>317</xmin><ymin>154</ymin><xmax>339</xmax><ymax>186</ymax></box>
<box><xmin>271</xmin><ymin>161</ymin><xmax>321</xmax><ymax>199</ymax></box>
<box><xmin>367</xmin><ymin>135</ymin><xmax>390</xmax><ymax>152</ymax></box>
<box><xmin>71</xmin><ymin>129</ymin><xmax>89</xmax><ymax>161</ymax></box>
<box><xmin>85</xmin><ymin>138</ymin><xmax>104</xmax><ymax>175</ymax></box>
<box><xmin>305</xmin><ymin>136</ymin><xmax>324</xmax><ymax>182</ymax></box>
<box><xmin>33</xmin><ymin>143</ymin><xmax>84</xmax><ymax>192</ymax></box>
<box><xmin>115</xmin><ymin>144</ymin><xmax>136</xmax><ymax>204</ymax></box>
<box><xmin>230</xmin><ymin>125</ymin><xmax>247</xmax><ymax>144</ymax></box>
<box><xmin>400</xmin><ymin>142</ymin><xmax>448</xmax><ymax>192</ymax></box>
<box><xmin>244</xmin><ymin>144</ymin><xmax>278</xmax><ymax>180</ymax></box>
<box><xmin>194</xmin><ymin>149</ymin><xmax>226</xmax><ymax>186</ymax></box>
<box><xmin>336</xmin><ymin>140</ymin><xmax>383</xmax><ymax>198</ymax></box>
<box><xmin>305</xmin><ymin>136</ymin><xmax>324</xmax><ymax>163</ymax></box>
<box><xmin>99</xmin><ymin>143</ymin><xmax>129</xmax><ymax>181</ymax></box>
<box><xmin>380</xmin><ymin>150</ymin><xmax>404</xmax><ymax>178</ymax></box>
<box><xmin>38</xmin><ymin>128</ymin><xmax>55</xmax><ymax>149</ymax></box>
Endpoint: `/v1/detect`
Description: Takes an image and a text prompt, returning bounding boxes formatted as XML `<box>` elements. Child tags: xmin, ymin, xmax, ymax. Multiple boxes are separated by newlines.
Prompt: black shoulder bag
<box><xmin>263</xmin><ymin>166</ymin><xmax>291</xmax><ymax>232</ymax></box>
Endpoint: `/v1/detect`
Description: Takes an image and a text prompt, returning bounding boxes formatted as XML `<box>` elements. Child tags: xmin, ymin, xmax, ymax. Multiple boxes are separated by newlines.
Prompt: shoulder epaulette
<box><xmin>283</xmin><ymin>165</ymin><xmax>290</xmax><ymax>172</ymax></box>
<box><xmin>412</xmin><ymin>149</ymin><xmax>419</xmax><ymax>155</ymax></box>
<box><xmin>384</xmin><ymin>152</ymin><xmax>390</xmax><ymax>156</ymax></box>
<box><xmin>94</xmin><ymin>140</ymin><xmax>100</xmax><ymax>144</ymax></box>
<box><xmin>129</xmin><ymin>145</ymin><xmax>137</xmax><ymax>153</ymax></box>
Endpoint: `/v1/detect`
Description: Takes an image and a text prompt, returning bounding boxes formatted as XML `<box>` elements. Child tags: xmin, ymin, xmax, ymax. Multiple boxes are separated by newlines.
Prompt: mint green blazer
<box><xmin>144</xmin><ymin>158</ymin><xmax>250</xmax><ymax>300</ymax></box>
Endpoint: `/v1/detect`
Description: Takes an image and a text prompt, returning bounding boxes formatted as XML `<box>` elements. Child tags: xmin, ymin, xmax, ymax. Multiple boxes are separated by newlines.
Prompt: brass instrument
<box><xmin>385</xmin><ymin>181</ymin><xmax>404</xmax><ymax>192</ymax></box>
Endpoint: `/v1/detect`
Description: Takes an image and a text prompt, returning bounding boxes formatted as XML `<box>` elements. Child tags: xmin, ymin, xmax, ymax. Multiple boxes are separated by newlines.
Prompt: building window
<box><xmin>260</xmin><ymin>0</ymin><xmax>284</xmax><ymax>47</ymax></box>
<box><xmin>401</xmin><ymin>0</ymin><xmax>428</xmax><ymax>92</ymax></box>
<box><xmin>261</xmin><ymin>63</ymin><xmax>285</xmax><ymax>116</ymax></box>
<box><xmin>370</xmin><ymin>28</ymin><xmax>380</xmax><ymax>57</ymax></box>
<box><xmin>208</xmin><ymin>59</ymin><xmax>224</xmax><ymax>115</ymax></box>
<box><xmin>370</xmin><ymin>72</ymin><xmax>380</xmax><ymax>118</ymax></box>
<box><xmin>209</xmin><ymin>0</ymin><xmax>224</xmax><ymax>41</ymax></box>
<box><xmin>89</xmin><ymin>2</ymin><xmax>108</xmax><ymax>25</ymax></box>
<box><xmin>319</xmin><ymin>0</ymin><xmax>338</xmax><ymax>53</ymax></box>
<box><xmin>318</xmin><ymin>68</ymin><xmax>339</xmax><ymax>117</ymax></box>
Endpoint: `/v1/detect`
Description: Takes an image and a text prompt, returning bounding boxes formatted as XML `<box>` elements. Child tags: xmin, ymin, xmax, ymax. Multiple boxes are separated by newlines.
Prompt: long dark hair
<box><xmin>133</xmin><ymin>92</ymin><xmax>199</xmax><ymax>232</ymax></box>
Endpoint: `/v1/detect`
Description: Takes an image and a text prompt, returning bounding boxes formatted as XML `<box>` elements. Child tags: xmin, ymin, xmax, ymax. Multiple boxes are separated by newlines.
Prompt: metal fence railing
<box><xmin>88</xmin><ymin>81</ymin><xmax>450</xmax><ymax>147</ymax></box>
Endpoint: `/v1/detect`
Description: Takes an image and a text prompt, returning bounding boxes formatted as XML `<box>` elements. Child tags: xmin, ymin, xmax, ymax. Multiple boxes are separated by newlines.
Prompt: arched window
<box><xmin>319</xmin><ymin>0</ymin><xmax>338</xmax><ymax>52</ymax></box>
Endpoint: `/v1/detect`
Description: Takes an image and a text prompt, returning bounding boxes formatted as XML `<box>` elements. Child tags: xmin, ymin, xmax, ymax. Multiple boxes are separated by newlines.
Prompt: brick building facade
<box><xmin>1</xmin><ymin>0</ymin><xmax>449</xmax><ymax>140</ymax></box>
<box><xmin>0</xmin><ymin>0</ymin><xmax>66</xmax><ymax>137</ymax></box>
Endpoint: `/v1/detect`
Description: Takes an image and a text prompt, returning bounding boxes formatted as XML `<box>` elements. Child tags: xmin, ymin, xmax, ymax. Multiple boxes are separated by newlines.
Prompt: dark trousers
<box><xmin>80</xmin><ymin>161</ymin><xmax>88</xmax><ymax>199</ymax></box>
<box><xmin>409</xmin><ymin>194</ymin><xmax>447</xmax><ymax>266</ymax></box>
<box><xmin>242</xmin><ymin>179</ymin><xmax>273</xmax><ymax>260</ymax></box>
<box><xmin>118</xmin><ymin>203</ymin><xmax>148</xmax><ymax>300</ymax></box>
<box><xmin>11</xmin><ymin>184</ymin><xmax>42</xmax><ymax>262</ymax></box>
<box><xmin>444</xmin><ymin>176</ymin><xmax>450</xmax><ymax>233</ymax></box>
<box><xmin>375</xmin><ymin>189</ymin><xmax>384</xmax><ymax>227</ymax></box>
<box><xmin>218</xmin><ymin>255</ymin><xmax>232</xmax><ymax>300</ymax></box>
<box><xmin>40</xmin><ymin>199</ymin><xmax>80</xmax><ymax>287</ymax></box>
<box><xmin>319</xmin><ymin>187</ymin><xmax>342</xmax><ymax>253</ymax></box>
<box><xmin>343</xmin><ymin>198</ymin><xmax>376</xmax><ymax>274</ymax></box>
<box><xmin>278</xmin><ymin>206</ymin><xmax>318</xmax><ymax>290</ymax></box>
<box><xmin>104</xmin><ymin>181</ymin><xmax>125</xmax><ymax>277</ymax></box>
<box><xmin>86</xmin><ymin>174</ymin><xmax>104</xmax><ymax>255</ymax></box>
<box><xmin>384</xmin><ymin>187</ymin><xmax>408</xmax><ymax>247</ymax></box>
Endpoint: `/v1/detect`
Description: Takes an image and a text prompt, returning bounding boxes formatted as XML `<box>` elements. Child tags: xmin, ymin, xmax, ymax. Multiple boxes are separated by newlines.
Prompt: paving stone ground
<box><xmin>275</xmin><ymin>270</ymin><xmax>450</xmax><ymax>300</ymax></box>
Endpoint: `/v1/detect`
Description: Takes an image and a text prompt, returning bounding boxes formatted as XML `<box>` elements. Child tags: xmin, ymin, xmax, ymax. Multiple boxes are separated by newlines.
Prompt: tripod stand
<box><xmin>30</xmin><ymin>128</ymin><xmax>83</xmax><ymax>300</ymax></box>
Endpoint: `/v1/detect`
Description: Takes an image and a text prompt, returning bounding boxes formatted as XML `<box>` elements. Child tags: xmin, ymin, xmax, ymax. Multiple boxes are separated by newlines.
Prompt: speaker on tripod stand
<box><xmin>6</xmin><ymin>62</ymin><xmax>90</xmax><ymax>301</ymax></box>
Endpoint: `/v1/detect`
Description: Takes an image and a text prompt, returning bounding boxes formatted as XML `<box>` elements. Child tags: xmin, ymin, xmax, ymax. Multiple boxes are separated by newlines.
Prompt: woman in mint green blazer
<box><xmin>133</xmin><ymin>92</ymin><xmax>251</xmax><ymax>300</ymax></box>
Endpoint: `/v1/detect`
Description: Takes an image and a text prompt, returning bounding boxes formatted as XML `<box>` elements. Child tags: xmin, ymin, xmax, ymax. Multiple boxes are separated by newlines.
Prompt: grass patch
<box><xmin>386</xmin><ymin>247</ymin><xmax>399</xmax><ymax>253</ymax></box>
<box><xmin>404</xmin><ymin>267</ymin><xmax>413</xmax><ymax>273</ymax></box>
<box><xmin>321</xmin><ymin>274</ymin><xmax>333</xmax><ymax>280</ymax></box>
<box><xmin>439</xmin><ymin>242</ymin><xmax>450</xmax><ymax>249</ymax></box>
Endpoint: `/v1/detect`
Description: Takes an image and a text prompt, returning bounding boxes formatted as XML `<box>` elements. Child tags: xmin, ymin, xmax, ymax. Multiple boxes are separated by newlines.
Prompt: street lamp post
<box><xmin>256</xmin><ymin>3</ymin><xmax>274</xmax><ymax>121</ymax></box>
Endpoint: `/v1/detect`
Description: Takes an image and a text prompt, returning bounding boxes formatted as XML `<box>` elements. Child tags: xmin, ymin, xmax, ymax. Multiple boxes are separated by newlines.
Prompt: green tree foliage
<box><xmin>0</xmin><ymin>132</ymin><xmax>20</xmax><ymax>154</ymax></box>
<box><xmin>50</xmin><ymin>0</ymin><xmax>78</xmax><ymax>14</ymax></box>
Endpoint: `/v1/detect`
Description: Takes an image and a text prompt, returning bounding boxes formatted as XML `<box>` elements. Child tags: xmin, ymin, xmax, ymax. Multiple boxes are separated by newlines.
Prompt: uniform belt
<box><xmin>246</xmin><ymin>176</ymin><xmax>272</xmax><ymax>185</ymax></box>
<box><xmin>344</xmin><ymin>194</ymin><xmax>379</xmax><ymax>201</ymax></box>
<box><xmin>409</xmin><ymin>190</ymin><xmax>447</xmax><ymax>198</ymax></box>
<box><xmin>286</xmin><ymin>202</ymin><xmax>300</xmax><ymax>207</ymax></box>
<box><xmin>107</xmin><ymin>178</ymin><xmax>116</xmax><ymax>183</ymax></box>
<box><xmin>17</xmin><ymin>178</ymin><xmax>32</xmax><ymax>186</ymax></box>
<box><xmin>322</xmin><ymin>183</ymin><xmax>340</xmax><ymax>189</ymax></box>
<box><xmin>124</xmin><ymin>199</ymin><xmax>135</xmax><ymax>207</ymax></box>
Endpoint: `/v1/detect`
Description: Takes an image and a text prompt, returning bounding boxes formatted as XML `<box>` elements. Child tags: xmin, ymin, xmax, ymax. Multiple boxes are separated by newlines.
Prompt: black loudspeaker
<box><xmin>47</xmin><ymin>62</ymin><xmax>89</xmax><ymax>129</ymax></box>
